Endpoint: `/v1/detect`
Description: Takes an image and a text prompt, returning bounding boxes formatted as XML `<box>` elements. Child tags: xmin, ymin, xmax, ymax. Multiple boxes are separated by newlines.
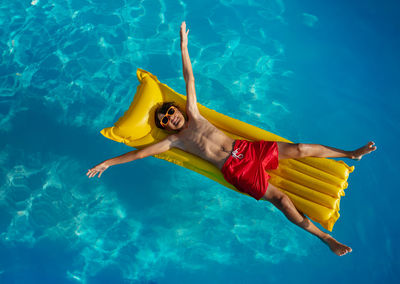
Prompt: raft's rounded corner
<box><xmin>136</xmin><ymin>68</ymin><xmax>149</xmax><ymax>81</ymax></box>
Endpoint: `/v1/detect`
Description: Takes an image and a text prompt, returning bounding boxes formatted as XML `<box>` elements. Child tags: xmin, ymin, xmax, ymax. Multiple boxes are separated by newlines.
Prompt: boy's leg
<box><xmin>276</xmin><ymin>141</ymin><xmax>376</xmax><ymax>160</ymax></box>
<box><xmin>261</xmin><ymin>183</ymin><xmax>352</xmax><ymax>256</ymax></box>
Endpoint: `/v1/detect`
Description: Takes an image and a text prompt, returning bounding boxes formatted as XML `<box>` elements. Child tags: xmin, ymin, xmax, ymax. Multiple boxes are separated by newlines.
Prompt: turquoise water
<box><xmin>1</xmin><ymin>0</ymin><xmax>399</xmax><ymax>283</ymax></box>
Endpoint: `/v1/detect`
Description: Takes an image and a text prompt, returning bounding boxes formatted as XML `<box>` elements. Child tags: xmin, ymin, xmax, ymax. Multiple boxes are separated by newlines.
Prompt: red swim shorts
<box><xmin>221</xmin><ymin>140</ymin><xmax>279</xmax><ymax>200</ymax></box>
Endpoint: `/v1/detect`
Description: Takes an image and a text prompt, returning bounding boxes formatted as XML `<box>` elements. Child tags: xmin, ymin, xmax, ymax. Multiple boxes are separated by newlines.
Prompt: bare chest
<box><xmin>177</xmin><ymin>118</ymin><xmax>235</xmax><ymax>167</ymax></box>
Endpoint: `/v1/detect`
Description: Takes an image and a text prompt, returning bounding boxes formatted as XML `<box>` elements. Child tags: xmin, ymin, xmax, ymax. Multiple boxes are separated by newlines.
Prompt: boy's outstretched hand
<box><xmin>180</xmin><ymin>21</ymin><xmax>189</xmax><ymax>47</ymax></box>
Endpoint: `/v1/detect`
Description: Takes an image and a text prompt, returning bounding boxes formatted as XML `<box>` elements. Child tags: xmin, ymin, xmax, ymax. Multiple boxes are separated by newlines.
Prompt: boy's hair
<box><xmin>154</xmin><ymin>102</ymin><xmax>186</xmax><ymax>129</ymax></box>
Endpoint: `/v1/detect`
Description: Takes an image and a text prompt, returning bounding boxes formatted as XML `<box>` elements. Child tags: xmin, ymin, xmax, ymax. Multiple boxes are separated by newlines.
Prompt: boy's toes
<box><xmin>368</xmin><ymin>142</ymin><xmax>377</xmax><ymax>152</ymax></box>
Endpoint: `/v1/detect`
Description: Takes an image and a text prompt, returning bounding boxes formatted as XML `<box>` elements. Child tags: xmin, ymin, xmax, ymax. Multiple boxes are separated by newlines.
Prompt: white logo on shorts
<box><xmin>232</xmin><ymin>149</ymin><xmax>244</xmax><ymax>159</ymax></box>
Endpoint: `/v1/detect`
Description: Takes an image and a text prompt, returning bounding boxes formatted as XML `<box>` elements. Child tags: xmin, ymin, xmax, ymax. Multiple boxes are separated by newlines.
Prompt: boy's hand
<box><xmin>180</xmin><ymin>21</ymin><xmax>189</xmax><ymax>47</ymax></box>
<box><xmin>87</xmin><ymin>162</ymin><xmax>109</xmax><ymax>178</ymax></box>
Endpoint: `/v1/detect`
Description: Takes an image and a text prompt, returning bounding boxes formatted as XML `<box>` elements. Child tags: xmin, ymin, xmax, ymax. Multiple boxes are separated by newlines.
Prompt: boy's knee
<box><xmin>296</xmin><ymin>143</ymin><xmax>308</xmax><ymax>158</ymax></box>
<box><xmin>271</xmin><ymin>193</ymin><xmax>292</xmax><ymax>211</ymax></box>
<box><xmin>278</xmin><ymin>195</ymin><xmax>292</xmax><ymax>211</ymax></box>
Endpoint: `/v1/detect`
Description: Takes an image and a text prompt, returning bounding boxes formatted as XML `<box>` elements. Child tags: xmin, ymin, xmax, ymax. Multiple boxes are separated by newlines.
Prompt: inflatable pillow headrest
<box><xmin>100</xmin><ymin>69</ymin><xmax>187</xmax><ymax>148</ymax></box>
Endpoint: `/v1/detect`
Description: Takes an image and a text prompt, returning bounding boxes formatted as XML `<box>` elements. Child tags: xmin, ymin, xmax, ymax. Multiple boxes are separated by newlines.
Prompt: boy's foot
<box><xmin>351</xmin><ymin>141</ymin><xmax>377</xmax><ymax>160</ymax></box>
<box><xmin>322</xmin><ymin>235</ymin><xmax>352</xmax><ymax>256</ymax></box>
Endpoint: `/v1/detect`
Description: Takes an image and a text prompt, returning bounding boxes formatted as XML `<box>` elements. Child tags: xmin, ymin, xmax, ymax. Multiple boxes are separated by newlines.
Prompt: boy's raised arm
<box><xmin>180</xmin><ymin>21</ymin><xmax>199</xmax><ymax>118</ymax></box>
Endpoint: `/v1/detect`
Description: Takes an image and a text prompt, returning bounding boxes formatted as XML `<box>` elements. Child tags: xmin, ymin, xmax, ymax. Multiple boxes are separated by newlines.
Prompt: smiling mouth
<box><xmin>172</xmin><ymin>117</ymin><xmax>179</xmax><ymax>126</ymax></box>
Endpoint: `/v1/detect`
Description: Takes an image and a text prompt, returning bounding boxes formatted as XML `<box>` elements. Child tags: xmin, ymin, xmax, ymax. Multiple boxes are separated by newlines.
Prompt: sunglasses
<box><xmin>160</xmin><ymin>106</ymin><xmax>176</xmax><ymax>127</ymax></box>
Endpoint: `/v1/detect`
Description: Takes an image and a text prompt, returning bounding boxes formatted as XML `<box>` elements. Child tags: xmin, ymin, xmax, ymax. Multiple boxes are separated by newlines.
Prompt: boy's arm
<box><xmin>87</xmin><ymin>135</ymin><xmax>179</xmax><ymax>178</ymax></box>
<box><xmin>180</xmin><ymin>22</ymin><xmax>200</xmax><ymax>118</ymax></box>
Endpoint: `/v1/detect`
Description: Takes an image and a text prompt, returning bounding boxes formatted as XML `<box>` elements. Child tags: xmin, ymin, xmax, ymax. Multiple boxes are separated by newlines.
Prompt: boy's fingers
<box><xmin>87</xmin><ymin>167</ymin><xmax>106</xmax><ymax>178</ymax></box>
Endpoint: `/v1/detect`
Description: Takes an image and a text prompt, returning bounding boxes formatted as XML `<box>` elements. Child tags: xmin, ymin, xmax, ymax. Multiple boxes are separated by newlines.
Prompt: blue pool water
<box><xmin>1</xmin><ymin>0</ymin><xmax>399</xmax><ymax>283</ymax></box>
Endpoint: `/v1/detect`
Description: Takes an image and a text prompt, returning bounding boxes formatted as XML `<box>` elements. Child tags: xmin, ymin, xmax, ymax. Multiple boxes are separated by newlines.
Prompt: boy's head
<box><xmin>155</xmin><ymin>102</ymin><xmax>187</xmax><ymax>131</ymax></box>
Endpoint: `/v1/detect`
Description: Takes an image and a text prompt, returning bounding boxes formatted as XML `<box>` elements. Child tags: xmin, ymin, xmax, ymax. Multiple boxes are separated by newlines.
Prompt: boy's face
<box><xmin>157</xmin><ymin>106</ymin><xmax>186</xmax><ymax>131</ymax></box>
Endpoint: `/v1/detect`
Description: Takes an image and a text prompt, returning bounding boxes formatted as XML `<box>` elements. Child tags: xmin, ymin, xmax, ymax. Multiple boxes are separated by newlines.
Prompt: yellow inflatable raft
<box><xmin>101</xmin><ymin>69</ymin><xmax>354</xmax><ymax>231</ymax></box>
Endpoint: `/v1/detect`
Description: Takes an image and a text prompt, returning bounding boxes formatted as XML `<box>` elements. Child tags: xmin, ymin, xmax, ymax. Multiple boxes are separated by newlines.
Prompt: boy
<box><xmin>88</xmin><ymin>22</ymin><xmax>376</xmax><ymax>256</ymax></box>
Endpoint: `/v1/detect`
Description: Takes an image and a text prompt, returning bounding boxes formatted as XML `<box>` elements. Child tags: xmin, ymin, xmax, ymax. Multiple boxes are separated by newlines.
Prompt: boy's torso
<box><xmin>175</xmin><ymin>114</ymin><xmax>235</xmax><ymax>170</ymax></box>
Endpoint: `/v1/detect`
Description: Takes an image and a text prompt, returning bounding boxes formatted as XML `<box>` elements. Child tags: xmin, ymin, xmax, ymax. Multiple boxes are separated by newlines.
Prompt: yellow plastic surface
<box><xmin>101</xmin><ymin>69</ymin><xmax>355</xmax><ymax>231</ymax></box>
